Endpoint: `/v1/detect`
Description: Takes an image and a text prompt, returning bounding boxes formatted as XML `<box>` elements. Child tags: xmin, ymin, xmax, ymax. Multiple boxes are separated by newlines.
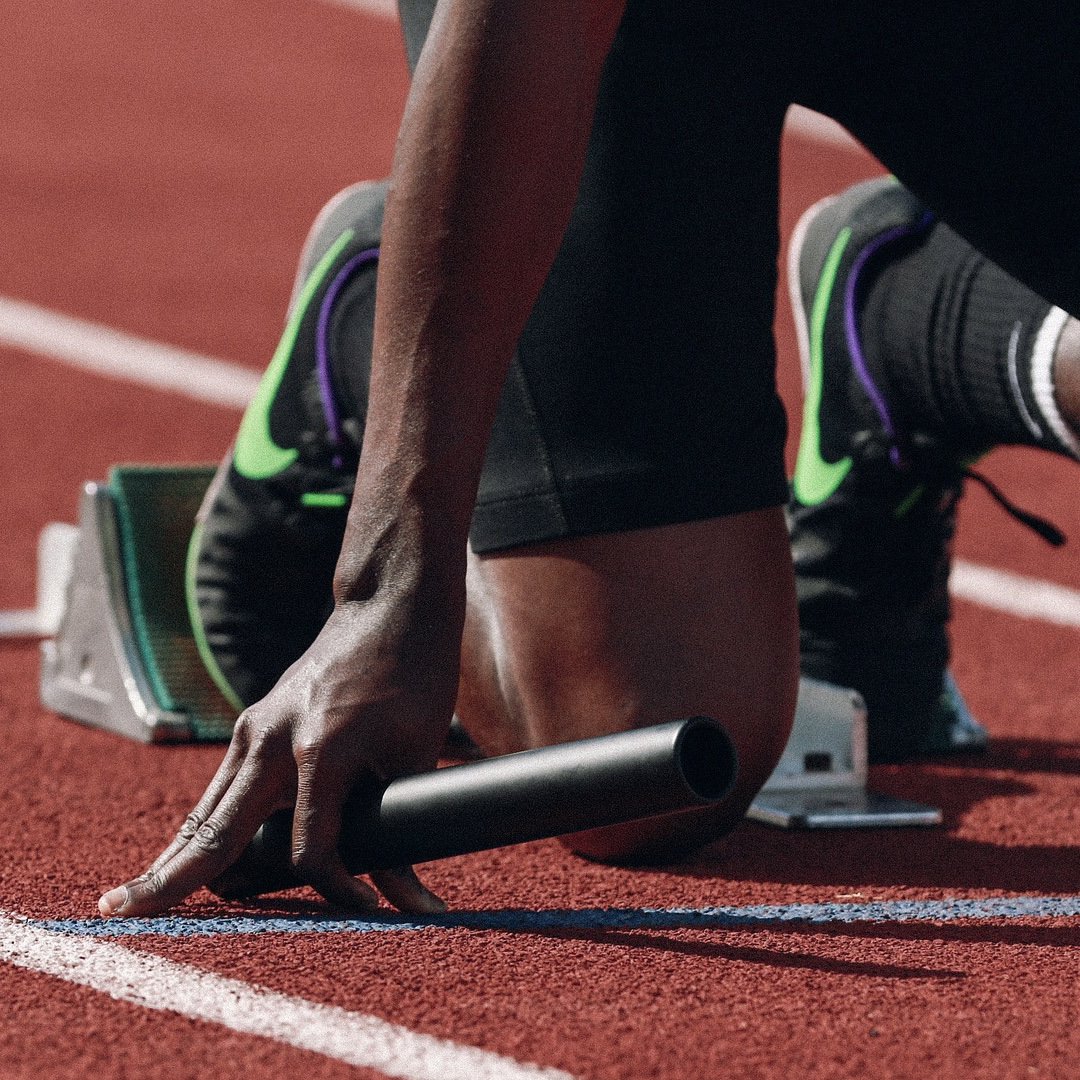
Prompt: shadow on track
<box><xmin>662</xmin><ymin>737</ymin><xmax>1080</xmax><ymax>894</ymax></box>
<box><xmin>499</xmin><ymin>926</ymin><xmax>967</xmax><ymax>979</ymax></box>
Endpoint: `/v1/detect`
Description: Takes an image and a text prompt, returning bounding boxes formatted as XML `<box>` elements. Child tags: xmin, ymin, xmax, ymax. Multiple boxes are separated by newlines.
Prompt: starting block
<box><xmin>39</xmin><ymin>466</ymin><xmax>236</xmax><ymax>743</ymax></box>
<box><xmin>31</xmin><ymin>465</ymin><xmax>941</xmax><ymax>827</ymax></box>
<box><xmin>749</xmin><ymin>679</ymin><xmax>941</xmax><ymax>828</ymax></box>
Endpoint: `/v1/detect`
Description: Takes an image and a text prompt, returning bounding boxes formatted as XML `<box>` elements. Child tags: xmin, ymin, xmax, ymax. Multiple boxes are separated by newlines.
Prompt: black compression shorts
<box><xmin>350</xmin><ymin>0</ymin><xmax>1080</xmax><ymax>553</ymax></box>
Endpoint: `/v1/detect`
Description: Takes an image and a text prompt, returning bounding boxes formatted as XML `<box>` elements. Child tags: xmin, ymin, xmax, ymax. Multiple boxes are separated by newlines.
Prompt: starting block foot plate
<box><xmin>748</xmin><ymin>678</ymin><xmax>942</xmax><ymax>829</ymax></box>
<box><xmin>40</xmin><ymin>466</ymin><xmax>237</xmax><ymax>743</ymax></box>
<box><xmin>747</xmin><ymin>789</ymin><xmax>942</xmax><ymax>829</ymax></box>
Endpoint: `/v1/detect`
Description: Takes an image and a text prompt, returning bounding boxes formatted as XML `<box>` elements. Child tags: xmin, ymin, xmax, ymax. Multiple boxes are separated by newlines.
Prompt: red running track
<box><xmin>3</xmin><ymin>1</ymin><xmax>1080</xmax><ymax>1078</ymax></box>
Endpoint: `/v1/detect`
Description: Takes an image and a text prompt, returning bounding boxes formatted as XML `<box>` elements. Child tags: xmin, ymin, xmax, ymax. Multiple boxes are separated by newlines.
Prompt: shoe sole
<box><xmin>786</xmin><ymin>194</ymin><xmax>838</xmax><ymax>393</ymax></box>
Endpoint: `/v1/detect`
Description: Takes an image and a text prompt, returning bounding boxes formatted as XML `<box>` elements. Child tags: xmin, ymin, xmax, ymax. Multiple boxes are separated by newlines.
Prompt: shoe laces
<box><xmin>861</xmin><ymin>429</ymin><xmax>1067</xmax><ymax>548</ymax></box>
<box><xmin>961</xmin><ymin>466</ymin><xmax>1066</xmax><ymax>547</ymax></box>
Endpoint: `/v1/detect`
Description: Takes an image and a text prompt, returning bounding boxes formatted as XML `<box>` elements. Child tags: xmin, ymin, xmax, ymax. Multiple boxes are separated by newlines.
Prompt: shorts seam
<box><xmin>504</xmin><ymin>359</ymin><xmax>570</xmax><ymax>532</ymax></box>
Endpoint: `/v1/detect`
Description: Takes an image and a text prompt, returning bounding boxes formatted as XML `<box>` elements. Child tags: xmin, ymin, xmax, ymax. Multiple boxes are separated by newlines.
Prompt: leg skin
<box><xmin>457</xmin><ymin>506</ymin><xmax>799</xmax><ymax>863</ymax></box>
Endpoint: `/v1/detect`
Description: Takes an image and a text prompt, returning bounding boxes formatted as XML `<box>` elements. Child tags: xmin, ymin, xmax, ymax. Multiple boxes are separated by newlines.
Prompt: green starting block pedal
<box><xmin>40</xmin><ymin>465</ymin><xmax>237</xmax><ymax>743</ymax></box>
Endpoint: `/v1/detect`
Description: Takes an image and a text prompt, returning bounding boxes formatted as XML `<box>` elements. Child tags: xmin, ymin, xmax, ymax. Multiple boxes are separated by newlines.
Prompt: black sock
<box><xmin>859</xmin><ymin>220</ymin><xmax>1077</xmax><ymax>459</ymax></box>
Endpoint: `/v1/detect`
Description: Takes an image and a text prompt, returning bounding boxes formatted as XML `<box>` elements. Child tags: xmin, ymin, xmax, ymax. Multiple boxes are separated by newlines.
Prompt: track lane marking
<box><xmin>325</xmin><ymin>0</ymin><xmax>397</xmax><ymax>14</ymax></box>
<box><xmin>0</xmin><ymin>912</ymin><xmax>574</xmax><ymax>1080</ymax></box>
<box><xmin>0</xmin><ymin>610</ymin><xmax>43</xmax><ymax>636</ymax></box>
<box><xmin>4</xmin><ymin>305</ymin><xmax>1080</xmax><ymax>634</ymax></box>
<box><xmin>29</xmin><ymin>896</ymin><xmax>1080</xmax><ymax>937</ymax></box>
<box><xmin>952</xmin><ymin>560</ymin><xmax>1080</xmax><ymax>629</ymax></box>
<box><xmin>0</xmin><ymin>296</ymin><xmax>258</xmax><ymax>409</ymax></box>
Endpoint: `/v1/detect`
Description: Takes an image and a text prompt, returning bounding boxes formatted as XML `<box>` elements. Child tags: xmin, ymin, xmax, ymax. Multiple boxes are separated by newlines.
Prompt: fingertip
<box><xmin>98</xmin><ymin>886</ymin><xmax>129</xmax><ymax>917</ymax></box>
<box><xmin>414</xmin><ymin>890</ymin><xmax>449</xmax><ymax>915</ymax></box>
<box><xmin>409</xmin><ymin>877</ymin><xmax>448</xmax><ymax>914</ymax></box>
<box><xmin>328</xmin><ymin>879</ymin><xmax>381</xmax><ymax>913</ymax></box>
<box><xmin>305</xmin><ymin>859</ymin><xmax>381</xmax><ymax>912</ymax></box>
<box><xmin>370</xmin><ymin>868</ymin><xmax>448</xmax><ymax>914</ymax></box>
<box><xmin>346</xmin><ymin>873</ymin><xmax>381</xmax><ymax>910</ymax></box>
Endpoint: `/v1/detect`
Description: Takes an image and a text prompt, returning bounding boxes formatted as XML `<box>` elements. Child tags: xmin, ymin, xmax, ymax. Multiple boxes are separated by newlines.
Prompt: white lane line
<box><xmin>0</xmin><ymin>610</ymin><xmax>42</xmax><ymax>636</ymax></box>
<box><xmin>0</xmin><ymin>296</ymin><xmax>259</xmax><ymax>409</ymax></box>
<box><xmin>32</xmin><ymin>896</ymin><xmax>1080</xmax><ymax>938</ymax></box>
<box><xmin>0</xmin><ymin>913</ymin><xmax>574</xmax><ymax>1080</ymax></box>
<box><xmin>324</xmin><ymin>0</ymin><xmax>397</xmax><ymax>13</ymax></box>
<box><xmin>952</xmin><ymin>560</ymin><xmax>1080</xmax><ymax>630</ymax></box>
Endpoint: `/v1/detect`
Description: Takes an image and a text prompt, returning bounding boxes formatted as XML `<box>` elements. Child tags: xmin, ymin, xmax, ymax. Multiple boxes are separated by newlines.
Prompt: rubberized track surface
<box><xmin>3</xmin><ymin>2</ymin><xmax>1080</xmax><ymax>1077</ymax></box>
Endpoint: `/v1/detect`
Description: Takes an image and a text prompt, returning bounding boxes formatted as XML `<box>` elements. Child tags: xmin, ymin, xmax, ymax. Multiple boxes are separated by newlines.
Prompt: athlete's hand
<box><xmin>97</xmin><ymin>588</ymin><xmax>459</xmax><ymax>917</ymax></box>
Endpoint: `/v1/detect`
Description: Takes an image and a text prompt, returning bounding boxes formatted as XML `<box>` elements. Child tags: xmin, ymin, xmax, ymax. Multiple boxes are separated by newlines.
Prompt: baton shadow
<box><xmin>498</xmin><ymin>926</ymin><xmax>966</xmax><ymax>980</ymax></box>
<box><xmin>176</xmin><ymin>903</ymin><xmax>965</xmax><ymax>979</ymax></box>
<box><xmin>813</xmin><ymin>918</ymin><xmax>1080</xmax><ymax>951</ymax></box>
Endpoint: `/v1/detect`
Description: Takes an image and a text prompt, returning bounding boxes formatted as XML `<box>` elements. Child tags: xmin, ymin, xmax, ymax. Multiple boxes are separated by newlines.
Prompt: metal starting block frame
<box><xmin>40</xmin><ymin>467</ymin><xmax>237</xmax><ymax>743</ymax></box>
<box><xmin>33</xmin><ymin>466</ymin><xmax>942</xmax><ymax>827</ymax></box>
<box><xmin>749</xmin><ymin>678</ymin><xmax>941</xmax><ymax>828</ymax></box>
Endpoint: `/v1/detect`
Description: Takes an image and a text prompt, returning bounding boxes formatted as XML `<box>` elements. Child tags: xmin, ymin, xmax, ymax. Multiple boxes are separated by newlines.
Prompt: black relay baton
<box><xmin>210</xmin><ymin>716</ymin><xmax>737</xmax><ymax>900</ymax></box>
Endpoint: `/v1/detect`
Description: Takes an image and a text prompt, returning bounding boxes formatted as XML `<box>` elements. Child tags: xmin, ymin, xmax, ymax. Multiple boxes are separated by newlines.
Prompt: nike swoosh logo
<box><xmin>185</xmin><ymin>518</ymin><xmax>246</xmax><ymax>713</ymax></box>
<box><xmin>793</xmin><ymin>225</ymin><xmax>853</xmax><ymax>506</ymax></box>
<box><xmin>233</xmin><ymin>229</ymin><xmax>356</xmax><ymax>481</ymax></box>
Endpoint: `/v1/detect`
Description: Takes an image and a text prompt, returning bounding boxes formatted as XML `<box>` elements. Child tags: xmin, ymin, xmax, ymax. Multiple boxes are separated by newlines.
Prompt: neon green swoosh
<box><xmin>793</xmin><ymin>226</ymin><xmax>853</xmax><ymax>506</ymax></box>
<box><xmin>185</xmin><ymin>519</ymin><xmax>246</xmax><ymax>713</ymax></box>
<box><xmin>233</xmin><ymin>229</ymin><xmax>356</xmax><ymax>480</ymax></box>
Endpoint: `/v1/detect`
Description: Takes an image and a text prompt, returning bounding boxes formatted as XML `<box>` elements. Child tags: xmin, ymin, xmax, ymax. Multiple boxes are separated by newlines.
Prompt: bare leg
<box><xmin>457</xmin><ymin>506</ymin><xmax>799</xmax><ymax>863</ymax></box>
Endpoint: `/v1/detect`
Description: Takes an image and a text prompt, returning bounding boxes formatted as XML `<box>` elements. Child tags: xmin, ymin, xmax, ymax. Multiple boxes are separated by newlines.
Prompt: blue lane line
<box><xmin>30</xmin><ymin>896</ymin><xmax>1080</xmax><ymax>937</ymax></box>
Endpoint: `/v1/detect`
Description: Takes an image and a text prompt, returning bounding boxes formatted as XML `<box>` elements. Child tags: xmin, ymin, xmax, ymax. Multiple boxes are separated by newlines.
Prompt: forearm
<box><xmin>335</xmin><ymin>0</ymin><xmax>625</xmax><ymax>601</ymax></box>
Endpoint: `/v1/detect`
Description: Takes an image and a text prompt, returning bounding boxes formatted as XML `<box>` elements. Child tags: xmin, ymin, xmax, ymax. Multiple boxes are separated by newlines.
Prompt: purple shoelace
<box><xmin>842</xmin><ymin>210</ymin><xmax>934</xmax><ymax>468</ymax></box>
<box><xmin>315</xmin><ymin>247</ymin><xmax>380</xmax><ymax>469</ymax></box>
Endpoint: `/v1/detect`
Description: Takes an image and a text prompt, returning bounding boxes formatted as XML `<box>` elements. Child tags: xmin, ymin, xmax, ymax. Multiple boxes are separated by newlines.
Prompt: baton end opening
<box><xmin>677</xmin><ymin>718</ymin><xmax>738</xmax><ymax>802</ymax></box>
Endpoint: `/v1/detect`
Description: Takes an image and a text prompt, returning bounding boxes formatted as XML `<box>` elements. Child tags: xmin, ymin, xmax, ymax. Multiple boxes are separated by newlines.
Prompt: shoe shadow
<box><xmin>666</xmin><ymin>736</ymin><xmax>1080</xmax><ymax>894</ymax></box>
<box><xmin>958</xmin><ymin>736</ymin><xmax>1080</xmax><ymax>778</ymax></box>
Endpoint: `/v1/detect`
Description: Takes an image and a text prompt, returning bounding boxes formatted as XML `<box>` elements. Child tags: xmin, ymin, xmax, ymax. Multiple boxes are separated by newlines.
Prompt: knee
<box><xmin>557</xmin><ymin>699</ymin><xmax>795</xmax><ymax>866</ymax></box>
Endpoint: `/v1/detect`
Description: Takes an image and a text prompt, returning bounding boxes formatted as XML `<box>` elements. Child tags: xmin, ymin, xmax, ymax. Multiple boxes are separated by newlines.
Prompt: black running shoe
<box><xmin>186</xmin><ymin>182</ymin><xmax>385</xmax><ymax>710</ymax></box>
<box><xmin>786</xmin><ymin>177</ymin><xmax>990</xmax><ymax>763</ymax></box>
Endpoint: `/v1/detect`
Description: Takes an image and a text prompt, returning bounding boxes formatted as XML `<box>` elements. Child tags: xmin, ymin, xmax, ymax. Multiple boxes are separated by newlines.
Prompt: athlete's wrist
<box><xmin>332</xmin><ymin>463</ymin><xmax>468</xmax><ymax>608</ymax></box>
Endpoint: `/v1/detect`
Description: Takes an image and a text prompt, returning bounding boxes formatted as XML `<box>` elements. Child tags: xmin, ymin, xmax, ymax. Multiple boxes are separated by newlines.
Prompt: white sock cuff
<box><xmin>1029</xmin><ymin>306</ymin><xmax>1080</xmax><ymax>460</ymax></box>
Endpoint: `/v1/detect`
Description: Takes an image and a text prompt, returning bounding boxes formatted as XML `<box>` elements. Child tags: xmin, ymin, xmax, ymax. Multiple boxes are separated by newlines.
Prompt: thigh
<box><xmin>798</xmin><ymin>1</ymin><xmax>1080</xmax><ymax>315</ymax></box>
<box><xmin>470</xmin><ymin>0</ymin><xmax>792</xmax><ymax>553</ymax></box>
<box><xmin>457</xmin><ymin>507</ymin><xmax>799</xmax><ymax>862</ymax></box>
